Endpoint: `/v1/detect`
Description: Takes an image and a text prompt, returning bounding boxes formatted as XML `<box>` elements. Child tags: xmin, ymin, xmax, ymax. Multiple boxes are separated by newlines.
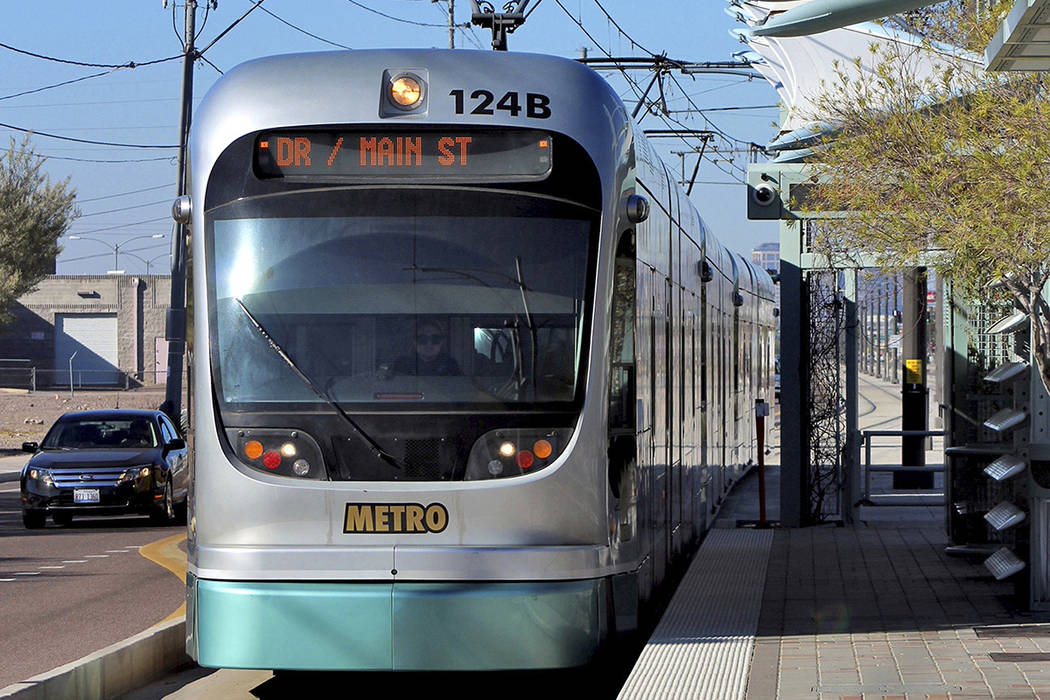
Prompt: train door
<box><xmin>663</xmin><ymin>275</ymin><xmax>677</xmax><ymax>568</ymax></box>
<box><xmin>699</xmin><ymin>257</ymin><xmax>711</xmax><ymax>531</ymax></box>
<box><xmin>685</xmin><ymin>290</ymin><xmax>698</xmax><ymax>544</ymax></box>
<box><xmin>636</xmin><ymin>263</ymin><xmax>655</xmax><ymax>607</ymax></box>
<box><xmin>652</xmin><ymin>272</ymin><xmax>668</xmax><ymax>586</ymax></box>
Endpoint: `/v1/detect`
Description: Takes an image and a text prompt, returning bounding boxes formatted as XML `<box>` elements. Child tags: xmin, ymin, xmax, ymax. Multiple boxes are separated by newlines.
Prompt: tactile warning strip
<box><xmin>618</xmin><ymin>528</ymin><xmax>773</xmax><ymax>700</ymax></box>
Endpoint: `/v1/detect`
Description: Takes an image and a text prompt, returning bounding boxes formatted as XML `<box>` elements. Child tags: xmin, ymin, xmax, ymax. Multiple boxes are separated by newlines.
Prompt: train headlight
<box><xmin>389</xmin><ymin>73</ymin><xmax>425</xmax><ymax>110</ymax></box>
<box><xmin>464</xmin><ymin>428</ymin><xmax>573</xmax><ymax>480</ymax></box>
<box><xmin>226</xmin><ymin>429</ymin><xmax>327</xmax><ymax>480</ymax></box>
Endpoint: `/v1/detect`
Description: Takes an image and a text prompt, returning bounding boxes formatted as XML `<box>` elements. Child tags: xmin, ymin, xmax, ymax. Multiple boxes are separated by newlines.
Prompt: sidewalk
<box><xmin>621</xmin><ymin>371</ymin><xmax>1050</xmax><ymax>699</ymax></box>
<box><xmin>738</xmin><ymin>373</ymin><xmax>1050</xmax><ymax>699</ymax></box>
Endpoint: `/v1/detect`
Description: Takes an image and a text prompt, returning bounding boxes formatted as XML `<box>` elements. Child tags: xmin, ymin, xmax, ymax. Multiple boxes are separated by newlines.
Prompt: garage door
<box><xmin>55</xmin><ymin>314</ymin><xmax>119</xmax><ymax>386</ymax></box>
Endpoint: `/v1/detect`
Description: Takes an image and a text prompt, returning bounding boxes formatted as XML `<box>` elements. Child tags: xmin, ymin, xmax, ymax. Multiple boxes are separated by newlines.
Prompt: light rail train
<box><xmin>182</xmin><ymin>48</ymin><xmax>776</xmax><ymax>671</ymax></box>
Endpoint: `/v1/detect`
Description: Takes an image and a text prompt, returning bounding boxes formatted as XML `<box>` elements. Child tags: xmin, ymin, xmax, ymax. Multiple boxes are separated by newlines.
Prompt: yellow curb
<box><xmin>139</xmin><ymin>531</ymin><xmax>187</xmax><ymax>625</ymax></box>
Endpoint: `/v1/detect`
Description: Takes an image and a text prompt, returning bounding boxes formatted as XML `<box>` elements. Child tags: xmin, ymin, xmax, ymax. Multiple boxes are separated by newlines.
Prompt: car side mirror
<box><xmin>167</xmin><ymin>438</ymin><xmax>186</xmax><ymax>451</ymax></box>
<box><xmin>21</xmin><ymin>442</ymin><xmax>38</xmax><ymax>453</ymax></box>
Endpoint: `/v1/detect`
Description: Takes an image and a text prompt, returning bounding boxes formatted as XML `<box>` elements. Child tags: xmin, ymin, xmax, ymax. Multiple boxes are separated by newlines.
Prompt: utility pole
<box><xmin>164</xmin><ymin>0</ymin><xmax>197</xmax><ymax>423</ymax></box>
<box><xmin>448</xmin><ymin>0</ymin><xmax>455</xmax><ymax>49</ymax></box>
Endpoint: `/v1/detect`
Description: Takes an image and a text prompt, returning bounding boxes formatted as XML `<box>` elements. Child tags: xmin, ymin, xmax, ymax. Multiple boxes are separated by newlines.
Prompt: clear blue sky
<box><xmin>2</xmin><ymin>1</ymin><xmax>779</xmax><ymax>275</ymax></box>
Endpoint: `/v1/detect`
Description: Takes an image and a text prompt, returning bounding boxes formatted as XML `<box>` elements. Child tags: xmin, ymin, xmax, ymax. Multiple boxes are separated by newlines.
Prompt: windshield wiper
<box><xmin>233</xmin><ymin>297</ymin><xmax>404</xmax><ymax>472</ymax></box>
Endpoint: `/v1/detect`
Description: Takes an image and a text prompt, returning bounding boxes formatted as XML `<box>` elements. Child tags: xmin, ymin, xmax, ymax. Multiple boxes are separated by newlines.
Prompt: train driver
<box><xmin>392</xmin><ymin>320</ymin><xmax>462</xmax><ymax>376</ymax></box>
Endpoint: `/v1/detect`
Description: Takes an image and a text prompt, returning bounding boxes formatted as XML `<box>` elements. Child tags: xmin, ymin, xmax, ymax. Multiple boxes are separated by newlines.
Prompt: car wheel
<box><xmin>151</xmin><ymin>481</ymin><xmax>175</xmax><ymax>525</ymax></box>
<box><xmin>53</xmin><ymin>512</ymin><xmax>73</xmax><ymax>527</ymax></box>
<box><xmin>22</xmin><ymin>510</ymin><xmax>45</xmax><ymax>529</ymax></box>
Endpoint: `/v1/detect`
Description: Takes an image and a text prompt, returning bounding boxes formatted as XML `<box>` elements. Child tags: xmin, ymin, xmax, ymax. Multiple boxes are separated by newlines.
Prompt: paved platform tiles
<box><xmin>621</xmin><ymin>372</ymin><xmax>1050</xmax><ymax>699</ymax></box>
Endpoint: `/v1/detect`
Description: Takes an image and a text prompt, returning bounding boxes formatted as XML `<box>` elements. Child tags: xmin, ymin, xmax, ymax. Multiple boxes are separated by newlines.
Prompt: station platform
<box><xmin>620</xmin><ymin>373</ymin><xmax>1050</xmax><ymax>700</ymax></box>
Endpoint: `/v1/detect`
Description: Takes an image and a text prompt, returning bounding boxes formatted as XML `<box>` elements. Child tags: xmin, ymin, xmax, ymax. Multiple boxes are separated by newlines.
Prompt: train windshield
<box><xmin>207</xmin><ymin>187</ymin><xmax>596</xmax><ymax>409</ymax></box>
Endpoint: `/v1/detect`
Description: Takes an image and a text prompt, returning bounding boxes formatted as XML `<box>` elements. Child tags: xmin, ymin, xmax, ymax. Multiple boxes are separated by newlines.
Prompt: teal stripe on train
<box><xmin>192</xmin><ymin>578</ymin><xmax>606</xmax><ymax>670</ymax></box>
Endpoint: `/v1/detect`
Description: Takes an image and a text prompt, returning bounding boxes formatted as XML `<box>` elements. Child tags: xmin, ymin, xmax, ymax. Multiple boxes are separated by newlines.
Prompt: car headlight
<box><xmin>28</xmin><ymin>468</ymin><xmax>55</xmax><ymax>487</ymax></box>
<box><xmin>118</xmin><ymin>466</ymin><xmax>152</xmax><ymax>484</ymax></box>
<box><xmin>464</xmin><ymin>428</ymin><xmax>573</xmax><ymax>480</ymax></box>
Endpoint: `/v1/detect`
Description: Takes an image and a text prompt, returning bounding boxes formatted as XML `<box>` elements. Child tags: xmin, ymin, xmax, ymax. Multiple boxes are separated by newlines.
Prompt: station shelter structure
<box><xmin>729</xmin><ymin>0</ymin><xmax>1050</xmax><ymax>610</ymax></box>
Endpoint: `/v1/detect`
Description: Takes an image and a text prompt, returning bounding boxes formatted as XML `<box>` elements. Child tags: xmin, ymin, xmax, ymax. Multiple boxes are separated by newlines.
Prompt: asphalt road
<box><xmin>0</xmin><ymin>477</ymin><xmax>186</xmax><ymax>690</ymax></box>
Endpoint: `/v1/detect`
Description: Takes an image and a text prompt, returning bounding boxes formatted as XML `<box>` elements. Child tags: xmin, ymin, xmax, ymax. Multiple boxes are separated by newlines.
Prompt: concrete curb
<box><xmin>0</xmin><ymin>617</ymin><xmax>189</xmax><ymax>699</ymax></box>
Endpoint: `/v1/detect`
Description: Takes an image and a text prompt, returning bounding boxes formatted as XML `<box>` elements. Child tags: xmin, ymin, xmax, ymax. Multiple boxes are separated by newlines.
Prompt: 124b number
<box><xmin>449</xmin><ymin>90</ymin><xmax>551</xmax><ymax>119</ymax></box>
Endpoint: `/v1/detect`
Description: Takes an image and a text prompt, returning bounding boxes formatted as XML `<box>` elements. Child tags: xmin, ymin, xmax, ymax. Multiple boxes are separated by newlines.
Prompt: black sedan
<box><xmin>20</xmin><ymin>409</ymin><xmax>189</xmax><ymax>529</ymax></box>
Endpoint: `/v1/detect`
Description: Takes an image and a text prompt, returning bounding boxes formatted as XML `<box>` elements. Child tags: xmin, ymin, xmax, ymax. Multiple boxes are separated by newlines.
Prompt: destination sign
<box><xmin>255</xmin><ymin>130</ymin><xmax>552</xmax><ymax>181</ymax></box>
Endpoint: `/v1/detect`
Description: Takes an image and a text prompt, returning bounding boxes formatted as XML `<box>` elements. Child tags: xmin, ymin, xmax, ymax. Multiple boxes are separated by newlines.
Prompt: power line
<box><xmin>78</xmin><ymin>183</ymin><xmax>176</xmax><ymax>204</ymax></box>
<box><xmin>256</xmin><ymin>3</ymin><xmax>353</xmax><ymax>49</ymax></box>
<box><xmin>0</xmin><ymin>149</ymin><xmax>174</xmax><ymax>164</ymax></box>
<box><xmin>0</xmin><ymin>96</ymin><xmax>180</xmax><ymax>109</ymax></box>
<box><xmin>79</xmin><ymin>198</ymin><xmax>171</xmax><ymax>218</ymax></box>
<box><xmin>346</xmin><ymin>0</ymin><xmax>454</xmax><ymax>28</ymax></box>
<box><xmin>70</xmin><ymin>216</ymin><xmax>171</xmax><ymax>235</ymax></box>
<box><xmin>0</xmin><ymin>121</ymin><xmax>178</xmax><ymax>149</ymax></box>
<box><xmin>0</xmin><ymin>70</ymin><xmax>117</xmax><ymax>102</ymax></box>
<box><xmin>197</xmin><ymin>0</ymin><xmax>267</xmax><ymax>57</ymax></box>
<box><xmin>0</xmin><ymin>40</ymin><xmax>181</xmax><ymax>69</ymax></box>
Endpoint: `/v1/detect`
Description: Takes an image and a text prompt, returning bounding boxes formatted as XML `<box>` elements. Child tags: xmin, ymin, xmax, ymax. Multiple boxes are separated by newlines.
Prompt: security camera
<box><xmin>751</xmin><ymin>183</ymin><xmax>778</xmax><ymax>207</ymax></box>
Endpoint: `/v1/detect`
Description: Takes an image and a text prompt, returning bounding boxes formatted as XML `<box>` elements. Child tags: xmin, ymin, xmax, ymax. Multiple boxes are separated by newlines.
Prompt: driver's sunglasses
<box><xmin>417</xmin><ymin>334</ymin><xmax>444</xmax><ymax>345</ymax></box>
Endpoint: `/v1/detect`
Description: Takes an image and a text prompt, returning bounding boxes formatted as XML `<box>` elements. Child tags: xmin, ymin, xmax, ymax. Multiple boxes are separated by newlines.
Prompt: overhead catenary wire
<box><xmin>256</xmin><ymin>2</ymin><xmax>354</xmax><ymax>50</ymax></box>
<box><xmin>552</xmin><ymin>0</ymin><xmax>745</xmax><ymax>182</ymax></box>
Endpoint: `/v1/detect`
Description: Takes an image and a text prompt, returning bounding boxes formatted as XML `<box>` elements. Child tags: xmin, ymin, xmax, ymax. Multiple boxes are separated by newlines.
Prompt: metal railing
<box><xmin>860</xmin><ymin>429</ymin><xmax>946</xmax><ymax>505</ymax></box>
<box><xmin>0</xmin><ymin>368</ymin><xmax>171</xmax><ymax>392</ymax></box>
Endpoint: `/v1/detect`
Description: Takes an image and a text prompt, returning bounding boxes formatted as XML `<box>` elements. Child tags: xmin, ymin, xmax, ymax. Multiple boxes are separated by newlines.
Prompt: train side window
<box><xmin>608</xmin><ymin>230</ymin><xmax>636</xmax><ymax>501</ymax></box>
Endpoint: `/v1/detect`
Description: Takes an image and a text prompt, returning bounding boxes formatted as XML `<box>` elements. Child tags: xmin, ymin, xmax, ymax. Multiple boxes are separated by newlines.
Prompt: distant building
<box><xmin>751</xmin><ymin>241</ymin><xmax>779</xmax><ymax>275</ymax></box>
<box><xmin>0</xmin><ymin>275</ymin><xmax>172</xmax><ymax>389</ymax></box>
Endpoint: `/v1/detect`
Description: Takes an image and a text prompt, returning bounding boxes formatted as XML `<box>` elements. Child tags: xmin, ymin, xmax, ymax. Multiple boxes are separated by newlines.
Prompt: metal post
<box><xmin>68</xmin><ymin>351</ymin><xmax>77</xmax><ymax>398</ymax></box>
<box><xmin>845</xmin><ymin>268</ymin><xmax>859</xmax><ymax>523</ymax></box>
<box><xmin>756</xmin><ymin>400</ymin><xmax>769</xmax><ymax>525</ymax></box>
<box><xmin>898</xmin><ymin>266</ymin><xmax>931</xmax><ymax>487</ymax></box>
<box><xmin>779</xmin><ymin>218</ymin><xmax>804</xmax><ymax>527</ymax></box>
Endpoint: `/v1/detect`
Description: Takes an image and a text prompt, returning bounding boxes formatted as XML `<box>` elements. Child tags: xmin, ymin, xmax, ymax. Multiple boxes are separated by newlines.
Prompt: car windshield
<box><xmin>42</xmin><ymin>418</ymin><xmax>158</xmax><ymax>449</ymax></box>
<box><xmin>207</xmin><ymin>188</ymin><xmax>596</xmax><ymax>408</ymax></box>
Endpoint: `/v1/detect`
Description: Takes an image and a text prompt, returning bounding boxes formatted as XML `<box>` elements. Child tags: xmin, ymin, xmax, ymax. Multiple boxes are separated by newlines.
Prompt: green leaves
<box><xmin>0</xmin><ymin>137</ymin><xmax>77</xmax><ymax>324</ymax></box>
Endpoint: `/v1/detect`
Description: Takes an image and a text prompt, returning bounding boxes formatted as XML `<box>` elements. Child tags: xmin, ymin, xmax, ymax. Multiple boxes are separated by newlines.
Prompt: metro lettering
<box><xmin>405</xmin><ymin>504</ymin><xmax>425</xmax><ymax>532</ymax></box>
<box><xmin>344</xmin><ymin>505</ymin><xmax>374</xmax><ymax>532</ymax></box>
<box><xmin>388</xmin><ymin>504</ymin><xmax>406</xmax><ymax>531</ymax></box>
<box><xmin>343</xmin><ymin>502</ymin><xmax>449</xmax><ymax>533</ymax></box>
<box><xmin>374</xmin><ymin>505</ymin><xmax>390</xmax><ymax>532</ymax></box>
<box><xmin>425</xmin><ymin>503</ymin><xmax>448</xmax><ymax>532</ymax></box>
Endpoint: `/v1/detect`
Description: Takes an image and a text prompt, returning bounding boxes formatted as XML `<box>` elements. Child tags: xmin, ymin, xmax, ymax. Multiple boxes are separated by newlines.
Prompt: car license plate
<box><xmin>74</xmin><ymin>488</ymin><xmax>100</xmax><ymax>504</ymax></box>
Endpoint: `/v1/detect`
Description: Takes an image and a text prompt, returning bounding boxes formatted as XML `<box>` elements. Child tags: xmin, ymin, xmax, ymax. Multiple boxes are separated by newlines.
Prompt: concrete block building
<box><xmin>0</xmin><ymin>275</ymin><xmax>172</xmax><ymax>388</ymax></box>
